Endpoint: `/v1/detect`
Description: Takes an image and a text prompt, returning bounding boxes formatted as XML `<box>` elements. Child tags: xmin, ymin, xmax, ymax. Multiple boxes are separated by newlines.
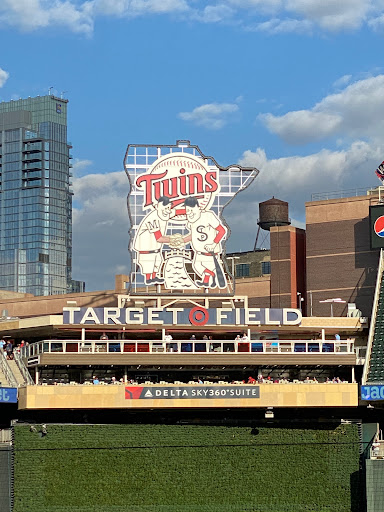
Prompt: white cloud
<box><xmin>72</xmin><ymin>171</ymin><xmax>131</xmax><ymax>290</ymax></box>
<box><xmin>91</xmin><ymin>0</ymin><xmax>189</xmax><ymax>16</ymax></box>
<box><xmin>199</xmin><ymin>0</ymin><xmax>381</xmax><ymax>33</ymax></box>
<box><xmin>179</xmin><ymin>101</ymin><xmax>240</xmax><ymax>129</ymax></box>
<box><xmin>0</xmin><ymin>67</ymin><xmax>9</xmax><ymax>88</ymax></box>
<box><xmin>333</xmin><ymin>74</ymin><xmax>352</xmax><ymax>88</ymax></box>
<box><xmin>255</xmin><ymin>17</ymin><xmax>313</xmax><ymax>34</ymax></box>
<box><xmin>285</xmin><ymin>0</ymin><xmax>373</xmax><ymax>30</ymax></box>
<box><xmin>368</xmin><ymin>12</ymin><xmax>384</xmax><ymax>30</ymax></box>
<box><xmin>259</xmin><ymin>75</ymin><xmax>384</xmax><ymax>144</ymax></box>
<box><xmin>222</xmin><ymin>139</ymin><xmax>384</xmax><ymax>253</ymax></box>
<box><xmin>260</xmin><ymin>110</ymin><xmax>342</xmax><ymax>144</ymax></box>
<box><xmin>72</xmin><ymin>158</ymin><xmax>93</xmax><ymax>176</ymax></box>
<box><xmin>0</xmin><ymin>0</ymin><xmax>382</xmax><ymax>34</ymax></box>
<box><xmin>0</xmin><ymin>0</ymin><xmax>94</xmax><ymax>35</ymax></box>
<box><xmin>197</xmin><ymin>4</ymin><xmax>235</xmax><ymax>23</ymax></box>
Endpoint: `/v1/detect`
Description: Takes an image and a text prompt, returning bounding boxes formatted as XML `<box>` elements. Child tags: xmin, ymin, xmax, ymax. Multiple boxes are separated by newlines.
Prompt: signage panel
<box><xmin>361</xmin><ymin>385</ymin><xmax>384</xmax><ymax>401</ymax></box>
<box><xmin>125</xmin><ymin>386</ymin><xmax>260</xmax><ymax>400</ymax></box>
<box><xmin>63</xmin><ymin>306</ymin><xmax>302</xmax><ymax>326</ymax></box>
<box><xmin>0</xmin><ymin>387</ymin><xmax>17</xmax><ymax>403</ymax></box>
<box><xmin>124</xmin><ymin>141</ymin><xmax>258</xmax><ymax>294</ymax></box>
<box><xmin>369</xmin><ymin>205</ymin><xmax>384</xmax><ymax>249</ymax></box>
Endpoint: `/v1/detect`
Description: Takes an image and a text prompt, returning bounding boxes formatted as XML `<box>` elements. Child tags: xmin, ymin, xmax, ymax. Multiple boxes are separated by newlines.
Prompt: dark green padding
<box><xmin>13</xmin><ymin>423</ymin><xmax>361</xmax><ymax>512</ymax></box>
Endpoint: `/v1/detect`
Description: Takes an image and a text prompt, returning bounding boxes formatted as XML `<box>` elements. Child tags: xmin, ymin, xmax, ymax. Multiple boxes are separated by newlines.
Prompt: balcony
<box><xmin>23</xmin><ymin>152</ymin><xmax>42</xmax><ymax>162</ymax></box>
<box><xmin>21</xmin><ymin>338</ymin><xmax>358</xmax><ymax>367</ymax></box>
<box><xmin>23</xmin><ymin>142</ymin><xmax>43</xmax><ymax>153</ymax></box>
<box><xmin>23</xmin><ymin>162</ymin><xmax>42</xmax><ymax>171</ymax></box>
<box><xmin>22</xmin><ymin>172</ymin><xmax>42</xmax><ymax>181</ymax></box>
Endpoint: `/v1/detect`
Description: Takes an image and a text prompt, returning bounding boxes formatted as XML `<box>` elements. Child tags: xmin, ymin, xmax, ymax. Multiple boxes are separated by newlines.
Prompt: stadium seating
<box><xmin>367</xmin><ymin>270</ymin><xmax>384</xmax><ymax>382</ymax></box>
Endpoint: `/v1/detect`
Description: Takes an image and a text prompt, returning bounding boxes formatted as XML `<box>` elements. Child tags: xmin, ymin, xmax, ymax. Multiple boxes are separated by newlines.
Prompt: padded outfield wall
<box><xmin>13</xmin><ymin>423</ymin><xmax>362</xmax><ymax>512</ymax></box>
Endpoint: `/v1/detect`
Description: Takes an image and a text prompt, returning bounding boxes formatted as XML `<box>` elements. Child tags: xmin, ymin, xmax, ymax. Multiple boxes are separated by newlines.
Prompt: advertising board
<box><xmin>0</xmin><ymin>387</ymin><xmax>17</xmax><ymax>403</ymax></box>
<box><xmin>63</xmin><ymin>307</ymin><xmax>302</xmax><ymax>326</ymax></box>
<box><xmin>369</xmin><ymin>204</ymin><xmax>384</xmax><ymax>249</ymax></box>
<box><xmin>124</xmin><ymin>141</ymin><xmax>258</xmax><ymax>295</ymax></box>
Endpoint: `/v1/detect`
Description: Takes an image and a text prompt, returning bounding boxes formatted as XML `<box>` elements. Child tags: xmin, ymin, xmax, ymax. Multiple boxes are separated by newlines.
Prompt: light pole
<box><xmin>319</xmin><ymin>298</ymin><xmax>346</xmax><ymax>317</ymax></box>
<box><xmin>297</xmin><ymin>292</ymin><xmax>304</xmax><ymax>310</ymax></box>
<box><xmin>227</xmin><ymin>256</ymin><xmax>240</xmax><ymax>278</ymax></box>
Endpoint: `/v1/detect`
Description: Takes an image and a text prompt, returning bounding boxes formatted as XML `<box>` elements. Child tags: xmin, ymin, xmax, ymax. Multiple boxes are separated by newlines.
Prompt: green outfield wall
<box><xmin>13</xmin><ymin>423</ymin><xmax>362</xmax><ymax>512</ymax></box>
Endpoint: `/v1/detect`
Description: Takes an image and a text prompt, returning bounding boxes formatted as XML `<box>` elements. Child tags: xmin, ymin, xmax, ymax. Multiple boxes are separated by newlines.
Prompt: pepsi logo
<box><xmin>374</xmin><ymin>216</ymin><xmax>384</xmax><ymax>237</ymax></box>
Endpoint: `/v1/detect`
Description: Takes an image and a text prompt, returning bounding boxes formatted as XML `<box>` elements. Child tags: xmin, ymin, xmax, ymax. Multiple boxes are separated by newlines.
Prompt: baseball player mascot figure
<box><xmin>183</xmin><ymin>196</ymin><xmax>227</xmax><ymax>288</ymax></box>
<box><xmin>133</xmin><ymin>196</ymin><xmax>181</xmax><ymax>285</ymax></box>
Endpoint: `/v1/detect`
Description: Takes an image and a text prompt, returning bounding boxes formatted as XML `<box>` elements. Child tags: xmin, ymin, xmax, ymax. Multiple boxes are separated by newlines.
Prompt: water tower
<box><xmin>254</xmin><ymin>197</ymin><xmax>291</xmax><ymax>249</ymax></box>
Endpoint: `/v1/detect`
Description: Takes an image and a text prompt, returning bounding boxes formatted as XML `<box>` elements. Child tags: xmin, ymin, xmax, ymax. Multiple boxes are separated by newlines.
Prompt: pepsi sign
<box><xmin>370</xmin><ymin>205</ymin><xmax>384</xmax><ymax>249</ymax></box>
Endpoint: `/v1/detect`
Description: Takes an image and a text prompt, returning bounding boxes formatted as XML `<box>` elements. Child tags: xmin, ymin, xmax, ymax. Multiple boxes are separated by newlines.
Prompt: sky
<box><xmin>0</xmin><ymin>0</ymin><xmax>384</xmax><ymax>291</ymax></box>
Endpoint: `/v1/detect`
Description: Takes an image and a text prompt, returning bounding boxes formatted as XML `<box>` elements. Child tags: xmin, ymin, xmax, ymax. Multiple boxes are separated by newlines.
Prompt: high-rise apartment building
<box><xmin>0</xmin><ymin>95</ymin><xmax>82</xmax><ymax>295</ymax></box>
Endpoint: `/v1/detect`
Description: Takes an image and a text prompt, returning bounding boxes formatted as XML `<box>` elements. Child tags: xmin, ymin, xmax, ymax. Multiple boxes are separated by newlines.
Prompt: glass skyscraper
<box><xmin>0</xmin><ymin>95</ymin><xmax>81</xmax><ymax>295</ymax></box>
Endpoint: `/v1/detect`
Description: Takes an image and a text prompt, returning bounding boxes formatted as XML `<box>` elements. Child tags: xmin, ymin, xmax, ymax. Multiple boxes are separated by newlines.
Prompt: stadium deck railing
<box><xmin>20</xmin><ymin>339</ymin><xmax>356</xmax><ymax>356</ymax></box>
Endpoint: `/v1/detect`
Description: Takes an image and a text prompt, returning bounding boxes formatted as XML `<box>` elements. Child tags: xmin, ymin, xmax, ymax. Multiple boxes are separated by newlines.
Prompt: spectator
<box><xmin>164</xmin><ymin>332</ymin><xmax>173</xmax><ymax>342</ymax></box>
<box><xmin>6</xmin><ymin>341</ymin><xmax>13</xmax><ymax>359</ymax></box>
<box><xmin>335</xmin><ymin>333</ymin><xmax>341</xmax><ymax>341</ymax></box>
<box><xmin>190</xmin><ymin>334</ymin><xmax>196</xmax><ymax>341</ymax></box>
<box><xmin>234</xmin><ymin>335</ymin><xmax>241</xmax><ymax>341</ymax></box>
<box><xmin>93</xmin><ymin>376</ymin><xmax>100</xmax><ymax>385</ymax></box>
<box><xmin>100</xmin><ymin>332</ymin><xmax>108</xmax><ymax>340</ymax></box>
<box><xmin>202</xmin><ymin>335</ymin><xmax>208</xmax><ymax>340</ymax></box>
<box><xmin>0</xmin><ymin>338</ymin><xmax>5</xmax><ymax>350</ymax></box>
<box><xmin>241</xmin><ymin>332</ymin><xmax>249</xmax><ymax>341</ymax></box>
<box><xmin>248</xmin><ymin>376</ymin><xmax>256</xmax><ymax>384</ymax></box>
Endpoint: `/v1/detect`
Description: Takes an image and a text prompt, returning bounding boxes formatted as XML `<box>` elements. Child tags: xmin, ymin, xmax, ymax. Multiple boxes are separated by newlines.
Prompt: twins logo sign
<box><xmin>124</xmin><ymin>141</ymin><xmax>259</xmax><ymax>294</ymax></box>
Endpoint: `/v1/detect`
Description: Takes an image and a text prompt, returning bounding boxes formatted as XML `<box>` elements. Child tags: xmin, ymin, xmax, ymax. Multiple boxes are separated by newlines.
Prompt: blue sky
<box><xmin>0</xmin><ymin>0</ymin><xmax>384</xmax><ymax>290</ymax></box>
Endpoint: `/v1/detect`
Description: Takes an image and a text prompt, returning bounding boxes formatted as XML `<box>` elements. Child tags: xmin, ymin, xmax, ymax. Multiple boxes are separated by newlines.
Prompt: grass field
<box><xmin>13</xmin><ymin>422</ymin><xmax>361</xmax><ymax>512</ymax></box>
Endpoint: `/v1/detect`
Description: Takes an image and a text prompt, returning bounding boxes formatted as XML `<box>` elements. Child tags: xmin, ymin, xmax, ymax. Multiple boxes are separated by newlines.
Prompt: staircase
<box><xmin>363</xmin><ymin>249</ymin><xmax>384</xmax><ymax>383</ymax></box>
<box><xmin>0</xmin><ymin>367</ymin><xmax>10</xmax><ymax>387</ymax></box>
<box><xmin>7</xmin><ymin>360</ymin><xmax>27</xmax><ymax>386</ymax></box>
<box><xmin>0</xmin><ymin>351</ymin><xmax>17</xmax><ymax>388</ymax></box>
<box><xmin>0</xmin><ymin>349</ymin><xmax>34</xmax><ymax>387</ymax></box>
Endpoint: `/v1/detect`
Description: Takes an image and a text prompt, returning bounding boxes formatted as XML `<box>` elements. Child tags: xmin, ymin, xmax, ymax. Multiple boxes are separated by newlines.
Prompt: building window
<box><xmin>262</xmin><ymin>261</ymin><xmax>271</xmax><ymax>275</ymax></box>
<box><xmin>38</xmin><ymin>253</ymin><xmax>49</xmax><ymax>264</ymax></box>
<box><xmin>236</xmin><ymin>263</ymin><xmax>250</xmax><ymax>278</ymax></box>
